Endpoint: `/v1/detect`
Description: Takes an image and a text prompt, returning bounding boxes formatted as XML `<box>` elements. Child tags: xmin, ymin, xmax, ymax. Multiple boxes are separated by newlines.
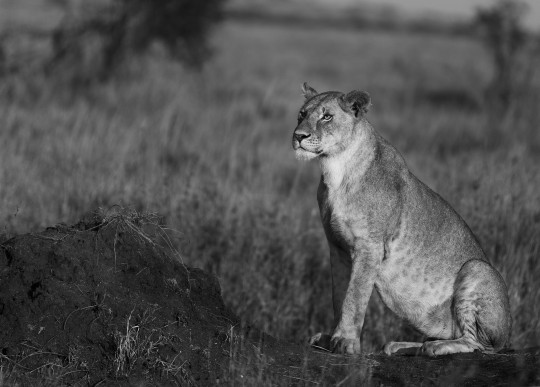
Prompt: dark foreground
<box><xmin>0</xmin><ymin>211</ymin><xmax>538</xmax><ymax>386</ymax></box>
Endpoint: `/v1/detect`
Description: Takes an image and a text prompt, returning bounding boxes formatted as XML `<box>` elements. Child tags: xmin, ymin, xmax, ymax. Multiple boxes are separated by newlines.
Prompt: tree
<box><xmin>474</xmin><ymin>0</ymin><xmax>528</xmax><ymax>111</ymax></box>
<box><xmin>48</xmin><ymin>0</ymin><xmax>227</xmax><ymax>81</ymax></box>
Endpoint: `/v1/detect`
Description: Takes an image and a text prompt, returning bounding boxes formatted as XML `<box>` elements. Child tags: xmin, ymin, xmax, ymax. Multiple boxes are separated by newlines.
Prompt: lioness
<box><xmin>292</xmin><ymin>83</ymin><xmax>511</xmax><ymax>356</ymax></box>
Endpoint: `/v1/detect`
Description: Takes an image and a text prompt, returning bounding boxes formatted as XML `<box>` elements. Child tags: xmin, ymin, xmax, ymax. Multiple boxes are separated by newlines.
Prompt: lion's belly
<box><xmin>375</xmin><ymin>251</ymin><xmax>458</xmax><ymax>339</ymax></box>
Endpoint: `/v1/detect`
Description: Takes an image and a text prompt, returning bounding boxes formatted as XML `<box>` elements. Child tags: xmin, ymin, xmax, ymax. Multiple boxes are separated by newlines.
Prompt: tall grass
<box><xmin>1</xmin><ymin>22</ymin><xmax>539</xmax><ymax>352</ymax></box>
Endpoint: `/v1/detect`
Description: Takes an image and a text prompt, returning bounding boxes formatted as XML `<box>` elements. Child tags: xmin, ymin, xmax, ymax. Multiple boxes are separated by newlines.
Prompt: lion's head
<box><xmin>292</xmin><ymin>83</ymin><xmax>371</xmax><ymax>160</ymax></box>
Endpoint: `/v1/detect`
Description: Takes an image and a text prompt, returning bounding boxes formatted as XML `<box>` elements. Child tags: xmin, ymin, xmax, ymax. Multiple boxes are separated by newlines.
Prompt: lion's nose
<box><xmin>294</xmin><ymin>132</ymin><xmax>311</xmax><ymax>143</ymax></box>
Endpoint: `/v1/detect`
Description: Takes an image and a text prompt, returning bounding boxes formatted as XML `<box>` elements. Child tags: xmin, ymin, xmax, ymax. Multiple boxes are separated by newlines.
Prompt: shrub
<box><xmin>48</xmin><ymin>0</ymin><xmax>226</xmax><ymax>81</ymax></box>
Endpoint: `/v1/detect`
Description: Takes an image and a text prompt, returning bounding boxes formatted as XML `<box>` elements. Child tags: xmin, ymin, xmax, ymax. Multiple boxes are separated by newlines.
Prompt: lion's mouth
<box><xmin>293</xmin><ymin>145</ymin><xmax>322</xmax><ymax>160</ymax></box>
<box><xmin>293</xmin><ymin>140</ymin><xmax>320</xmax><ymax>153</ymax></box>
<box><xmin>295</xmin><ymin>144</ymin><xmax>319</xmax><ymax>153</ymax></box>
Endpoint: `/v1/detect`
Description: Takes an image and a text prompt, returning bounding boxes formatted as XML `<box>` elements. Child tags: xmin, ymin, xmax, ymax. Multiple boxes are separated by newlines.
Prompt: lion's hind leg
<box><xmin>421</xmin><ymin>337</ymin><xmax>480</xmax><ymax>356</ymax></box>
<box><xmin>383</xmin><ymin>341</ymin><xmax>423</xmax><ymax>355</ymax></box>
<box><xmin>422</xmin><ymin>259</ymin><xmax>511</xmax><ymax>357</ymax></box>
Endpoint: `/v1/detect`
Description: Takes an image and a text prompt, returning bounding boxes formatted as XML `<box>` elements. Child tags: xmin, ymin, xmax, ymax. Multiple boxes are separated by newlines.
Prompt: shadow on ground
<box><xmin>0</xmin><ymin>211</ymin><xmax>538</xmax><ymax>385</ymax></box>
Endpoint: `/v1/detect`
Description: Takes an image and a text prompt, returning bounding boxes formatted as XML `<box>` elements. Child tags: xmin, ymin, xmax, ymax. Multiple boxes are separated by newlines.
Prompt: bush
<box><xmin>48</xmin><ymin>0</ymin><xmax>226</xmax><ymax>81</ymax></box>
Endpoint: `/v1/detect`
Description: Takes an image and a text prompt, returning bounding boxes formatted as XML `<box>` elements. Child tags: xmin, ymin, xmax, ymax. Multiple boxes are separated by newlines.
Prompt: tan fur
<box><xmin>292</xmin><ymin>84</ymin><xmax>512</xmax><ymax>356</ymax></box>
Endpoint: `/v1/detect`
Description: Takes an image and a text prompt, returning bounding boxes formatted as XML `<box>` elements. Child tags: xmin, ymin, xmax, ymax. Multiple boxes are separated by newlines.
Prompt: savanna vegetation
<box><xmin>1</xmin><ymin>0</ymin><xmax>539</xmax><ymax>375</ymax></box>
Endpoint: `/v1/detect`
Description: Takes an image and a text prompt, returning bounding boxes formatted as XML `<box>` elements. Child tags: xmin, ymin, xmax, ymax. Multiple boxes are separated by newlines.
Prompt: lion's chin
<box><xmin>295</xmin><ymin>148</ymin><xmax>319</xmax><ymax>161</ymax></box>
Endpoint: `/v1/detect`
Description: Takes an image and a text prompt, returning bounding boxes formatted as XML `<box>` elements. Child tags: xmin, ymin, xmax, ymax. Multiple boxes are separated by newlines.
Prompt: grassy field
<box><xmin>1</xmin><ymin>19</ymin><xmax>539</xmax><ymax>356</ymax></box>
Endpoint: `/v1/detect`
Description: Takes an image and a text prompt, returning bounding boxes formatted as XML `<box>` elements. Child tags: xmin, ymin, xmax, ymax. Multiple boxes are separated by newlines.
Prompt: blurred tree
<box><xmin>0</xmin><ymin>34</ymin><xmax>6</xmax><ymax>77</ymax></box>
<box><xmin>474</xmin><ymin>0</ymin><xmax>528</xmax><ymax>112</ymax></box>
<box><xmin>47</xmin><ymin>0</ymin><xmax>226</xmax><ymax>81</ymax></box>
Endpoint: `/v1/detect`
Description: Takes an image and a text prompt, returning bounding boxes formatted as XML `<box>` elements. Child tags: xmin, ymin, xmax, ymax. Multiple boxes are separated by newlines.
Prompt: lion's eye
<box><xmin>298</xmin><ymin>111</ymin><xmax>307</xmax><ymax>123</ymax></box>
<box><xmin>322</xmin><ymin>114</ymin><xmax>333</xmax><ymax>121</ymax></box>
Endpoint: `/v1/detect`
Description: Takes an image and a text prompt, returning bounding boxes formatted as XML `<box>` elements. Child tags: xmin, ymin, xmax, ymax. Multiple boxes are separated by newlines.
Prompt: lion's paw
<box><xmin>309</xmin><ymin>332</ymin><xmax>332</xmax><ymax>351</ymax></box>
<box><xmin>382</xmin><ymin>341</ymin><xmax>423</xmax><ymax>356</ymax></box>
<box><xmin>421</xmin><ymin>341</ymin><xmax>451</xmax><ymax>357</ymax></box>
<box><xmin>382</xmin><ymin>341</ymin><xmax>400</xmax><ymax>355</ymax></box>
<box><xmin>331</xmin><ymin>335</ymin><xmax>361</xmax><ymax>355</ymax></box>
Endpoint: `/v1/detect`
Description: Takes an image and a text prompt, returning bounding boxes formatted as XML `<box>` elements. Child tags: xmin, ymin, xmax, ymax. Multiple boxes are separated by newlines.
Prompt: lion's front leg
<box><xmin>309</xmin><ymin>244</ymin><xmax>350</xmax><ymax>351</ymax></box>
<box><xmin>330</xmin><ymin>242</ymin><xmax>382</xmax><ymax>354</ymax></box>
<box><xmin>330</xmin><ymin>244</ymin><xmax>352</xmax><ymax>328</ymax></box>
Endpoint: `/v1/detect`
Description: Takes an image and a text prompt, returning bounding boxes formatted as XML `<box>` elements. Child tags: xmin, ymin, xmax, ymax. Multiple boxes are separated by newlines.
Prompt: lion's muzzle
<box><xmin>292</xmin><ymin>130</ymin><xmax>311</xmax><ymax>150</ymax></box>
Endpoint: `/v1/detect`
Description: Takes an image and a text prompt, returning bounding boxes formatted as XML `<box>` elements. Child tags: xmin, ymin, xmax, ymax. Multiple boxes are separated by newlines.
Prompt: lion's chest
<box><xmin>318</xmin><ymin>188</ymin><xmax>367</xmax><ymax>249</ymax></box>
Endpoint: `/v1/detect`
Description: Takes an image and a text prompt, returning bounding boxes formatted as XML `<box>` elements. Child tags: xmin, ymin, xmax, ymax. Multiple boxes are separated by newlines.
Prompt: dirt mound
<box><xmin>0</xmin><ymin>211</ymin><xmax>238</xmax><ymax>385</ymax></box>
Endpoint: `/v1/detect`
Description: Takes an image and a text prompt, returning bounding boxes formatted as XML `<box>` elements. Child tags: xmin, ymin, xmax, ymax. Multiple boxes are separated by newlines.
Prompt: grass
<box><xmin>1</xmin><ymin>17</ymin><xmax>539</xmax><ymax>360</ymax></box>
<box><xmin>113</xmin><ymin>306</ymin><xmax>184</xmax><ymax>378</ymax></box>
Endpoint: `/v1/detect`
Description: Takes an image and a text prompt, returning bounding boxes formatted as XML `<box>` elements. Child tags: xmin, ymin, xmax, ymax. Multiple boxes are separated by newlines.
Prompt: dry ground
<box><xmin>1</xmin><ymin>19</ymin><xmax>539</xmax><ymax>360</ymax></box>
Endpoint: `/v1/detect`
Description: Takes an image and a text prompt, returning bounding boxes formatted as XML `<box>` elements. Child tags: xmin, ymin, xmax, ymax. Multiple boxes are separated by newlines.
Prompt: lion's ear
<box><xmin>338</xmin><ymin>90</ymin><xmax>371</xmax><ymax>117</ymax></box>
<box><xmin>301</xmin><ymin>82</ymin><xmax>318</xmax><ymax>100</ymax></box>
